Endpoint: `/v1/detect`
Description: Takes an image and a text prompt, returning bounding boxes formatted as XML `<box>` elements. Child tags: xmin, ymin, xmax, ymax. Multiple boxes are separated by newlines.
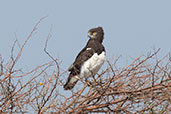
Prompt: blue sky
<box><xmin>0</xmin><ymin>0</ymin><xmax>170</xmax><ymax>71</ymax></box>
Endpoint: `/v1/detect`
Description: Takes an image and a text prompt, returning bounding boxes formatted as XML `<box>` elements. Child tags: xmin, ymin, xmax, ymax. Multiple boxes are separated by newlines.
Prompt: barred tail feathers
<box><xmin>64</xmin><ymin>74</ymin><xmax>79</xmax><ymax>90</ymax></box>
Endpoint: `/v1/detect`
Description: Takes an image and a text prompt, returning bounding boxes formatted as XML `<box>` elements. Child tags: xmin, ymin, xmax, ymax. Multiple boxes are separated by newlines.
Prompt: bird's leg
<box><xmin>84</xmin><ymin>77</ymin><xmax>92</xmax><ymax>86</ymax></box>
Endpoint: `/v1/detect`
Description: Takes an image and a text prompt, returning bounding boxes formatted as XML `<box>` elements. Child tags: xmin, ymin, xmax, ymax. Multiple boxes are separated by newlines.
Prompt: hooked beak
<box><xmin>88</xmin><ymin>32</ymin><xmax>92</xmax><ymax>38</ymax></box>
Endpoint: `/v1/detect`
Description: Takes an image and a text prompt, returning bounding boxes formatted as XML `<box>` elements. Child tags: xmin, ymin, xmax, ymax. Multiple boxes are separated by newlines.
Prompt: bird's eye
<box><xmin>93</xmin><ymin>32</ymin><xmax>97</xmax><ymax>35</ymax></box>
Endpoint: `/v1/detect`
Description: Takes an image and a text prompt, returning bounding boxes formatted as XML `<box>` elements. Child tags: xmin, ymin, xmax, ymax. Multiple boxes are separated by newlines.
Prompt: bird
<box><xmin>64</xmin><ymin>27</ymin><xmax>106</xmax><ymax>90</ymax></box>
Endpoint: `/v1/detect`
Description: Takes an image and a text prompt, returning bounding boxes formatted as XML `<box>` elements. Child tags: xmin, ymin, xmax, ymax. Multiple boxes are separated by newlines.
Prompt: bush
<box><xmin>0</xmin><ymin>17</ymin><xmax>170</xmax><ymax>114</ymax></box>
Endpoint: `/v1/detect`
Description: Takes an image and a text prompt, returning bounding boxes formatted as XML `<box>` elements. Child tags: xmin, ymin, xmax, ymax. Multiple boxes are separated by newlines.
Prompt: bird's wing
<box><xmin>68</xmin><ymin>47</ymin><xmax>95</xmax><ymax>75</ymax></box>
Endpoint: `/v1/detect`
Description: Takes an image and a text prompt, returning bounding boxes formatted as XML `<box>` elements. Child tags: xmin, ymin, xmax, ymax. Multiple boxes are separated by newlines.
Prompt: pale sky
<box><xmin>0</xmin><ymin>0</ymin><xmax>170</xmax><ymax>72</ymax></box>
<box><xmin>0</xmin><ymin>1</ymin><xmax>171</xmax><ymax>112</ymax></box>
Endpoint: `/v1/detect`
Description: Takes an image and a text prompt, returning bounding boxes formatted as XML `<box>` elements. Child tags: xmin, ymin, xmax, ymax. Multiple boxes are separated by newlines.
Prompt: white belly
<box><xmin>80</xmin><ymin>51</ymin><xmax>106</xmax><ymax>78</ymax></box>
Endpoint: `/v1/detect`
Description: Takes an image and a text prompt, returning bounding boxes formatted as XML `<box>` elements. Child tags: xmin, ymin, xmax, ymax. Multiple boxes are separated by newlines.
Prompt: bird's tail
<box><xmin>64</xmin><ymin>74</ymin><xmax>78</xmax><ymax>90</ymax></box>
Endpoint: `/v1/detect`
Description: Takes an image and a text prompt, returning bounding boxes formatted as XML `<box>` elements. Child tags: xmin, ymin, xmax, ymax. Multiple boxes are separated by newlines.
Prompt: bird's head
<box><xmin>88</xmin><ymin>27</ymin><xmax>104</xmax><ymax>43</ymax></box>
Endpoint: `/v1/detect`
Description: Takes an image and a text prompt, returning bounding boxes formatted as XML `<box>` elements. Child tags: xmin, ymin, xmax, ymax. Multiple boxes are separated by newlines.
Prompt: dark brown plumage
<box><xmin>64</xmin><ymin>27</ymin><xmax>105</xmax><ymax>90</ymax></box>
